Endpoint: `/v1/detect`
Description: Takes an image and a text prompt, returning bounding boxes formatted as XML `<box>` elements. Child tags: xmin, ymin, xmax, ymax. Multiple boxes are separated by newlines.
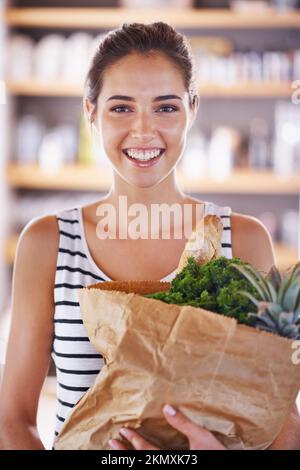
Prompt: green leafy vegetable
<box><xmin>144</xmin><ymin>256</ymin><xmax>258</xmax><ymax>324</ymax></box>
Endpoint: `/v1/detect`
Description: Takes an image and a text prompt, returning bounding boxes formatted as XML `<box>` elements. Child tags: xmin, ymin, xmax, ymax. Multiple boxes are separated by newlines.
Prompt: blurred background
<box><xmin>0</xmin><ymin>0</ymin><xmax>299</xmax><ymax>448</ymax></box>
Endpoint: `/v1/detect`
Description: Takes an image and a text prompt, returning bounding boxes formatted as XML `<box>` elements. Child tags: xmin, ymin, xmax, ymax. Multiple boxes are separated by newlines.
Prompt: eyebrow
<box><xmin>106</xmin><ymin>94</ymin><xmax>182</xmax><ymax>102</ymax></box>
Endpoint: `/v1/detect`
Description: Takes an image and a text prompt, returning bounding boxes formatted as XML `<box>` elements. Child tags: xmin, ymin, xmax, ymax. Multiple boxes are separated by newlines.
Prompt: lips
<box><xmin>122</xmin><ymin>149</ymin><xmax>165</xmax><ymax>168</ymax></box>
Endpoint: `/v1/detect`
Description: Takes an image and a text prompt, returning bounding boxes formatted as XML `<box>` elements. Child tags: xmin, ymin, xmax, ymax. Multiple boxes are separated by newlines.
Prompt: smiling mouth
<box><xmin>122</xmin><ymin>149</ymin><xmax>165</xmax><ymax>161</ymax></box>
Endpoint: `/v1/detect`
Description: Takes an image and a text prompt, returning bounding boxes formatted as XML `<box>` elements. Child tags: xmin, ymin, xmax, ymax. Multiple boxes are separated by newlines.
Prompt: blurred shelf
<box><xmin>5</xmin><ymin>164</ymin><xmax>300</xmax><ymax>194</ymax></box>
<box><xmin>198</xmin><ymin>82</ymin><xmax>294</xmax><ymax>98</ymax></box>
<box><xmin>177</xmin><ymin>170</ymin><xmax>300</xmax><ymax>194</ymax></box>
<box><xmin>6</xmin><ymin>164</ymin><xmax>113</xmax><ymax>191</ymax></box>
<box><xmin>5</xmin><ymin>80</ymin><xmax>294</xmax><ymax>98</ymax></box>
<box><xmin>6</xmin><ymin>80</ymin><xmax>84</xmax><ymax>97</ymax></box>
<box><xmin>4</xmin><ymin>8</ymin><xmax>300</xmax><ymax>29</ymax></box>
<box><xmin>4</xmin><ymin>233</ymin><xmax>298</xmax><ymax>273</ymax></box>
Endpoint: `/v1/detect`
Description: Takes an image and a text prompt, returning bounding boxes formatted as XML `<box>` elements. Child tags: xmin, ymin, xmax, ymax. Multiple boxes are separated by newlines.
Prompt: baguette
<box><xmin>176</xmin><ymin>214</ymin><xmax>223</xmax><ymax>273</ymax></box>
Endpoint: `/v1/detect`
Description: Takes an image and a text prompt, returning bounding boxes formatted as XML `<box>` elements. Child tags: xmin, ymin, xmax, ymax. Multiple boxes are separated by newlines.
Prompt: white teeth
<box><xmin>125</xmin><ymin>149</ymin><xmax>162</xmax><ymax>161</ymax></box>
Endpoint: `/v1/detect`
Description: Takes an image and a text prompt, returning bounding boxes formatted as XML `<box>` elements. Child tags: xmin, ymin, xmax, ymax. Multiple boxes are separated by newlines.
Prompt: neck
<box><xmin>91</xmin><ymin>169</ymin><xmax>204</xmax><ymax>241</ymax></box>
<box><xmin>106</xmin><ymin>169</ymin><xmax>186</xmax><ymax>208</ymax></box>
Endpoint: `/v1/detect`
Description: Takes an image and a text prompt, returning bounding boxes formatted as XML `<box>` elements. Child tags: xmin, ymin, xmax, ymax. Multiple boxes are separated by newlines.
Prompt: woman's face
<box><xmin>91</xmin><ymin>51</ymin><xmax>198</xmax><ymax>188</ymax></box>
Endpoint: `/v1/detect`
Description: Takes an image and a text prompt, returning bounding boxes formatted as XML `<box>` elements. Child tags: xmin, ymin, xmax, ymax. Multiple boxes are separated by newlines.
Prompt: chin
<box><xmin>130</xmin><ymin>176</ymin><xmax>162</xmax><ymax>189</ymax></box>
<box><xmin>121</xmin><ymin>170</ymin><xmax>168</xmax><ymax>189</ymax></box>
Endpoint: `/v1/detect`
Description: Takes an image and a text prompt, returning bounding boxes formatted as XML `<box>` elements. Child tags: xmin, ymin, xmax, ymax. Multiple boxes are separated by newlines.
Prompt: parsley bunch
<box><xmin>145</xmin><ymin>256</ymin><xmax>258</xmax><ymax>324</ymax></box>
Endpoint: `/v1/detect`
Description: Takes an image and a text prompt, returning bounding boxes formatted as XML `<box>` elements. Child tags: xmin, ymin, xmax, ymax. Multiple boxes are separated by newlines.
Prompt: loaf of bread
<box><xmin>176</xmin><ymin>214</ymin><xmax>223</xmax><ymax>273</ymax></box>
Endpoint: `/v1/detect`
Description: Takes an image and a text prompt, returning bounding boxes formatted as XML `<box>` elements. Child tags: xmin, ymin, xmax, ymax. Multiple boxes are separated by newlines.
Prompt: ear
<box><xmin>188</xmin><ymin>95</ymin><xmax>199</xmax><ymax>131</ymax></box>
<box><xmin>193</xmin><ymin>95</ymin><xmax>200</xmax><ymax>113</ymax></box>
<box><xmin>84</xmin><ymin>98</ymin><xmax>94</xmax><ymax>123</ymax></box>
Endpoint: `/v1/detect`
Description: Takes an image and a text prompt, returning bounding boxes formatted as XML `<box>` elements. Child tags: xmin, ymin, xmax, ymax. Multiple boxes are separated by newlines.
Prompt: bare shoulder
<box><xmin>16</xmin><ymin>214</ymin><xmax>59</xmax><ymax>280</ymax></box>
<box><xmin>19</xmin><ymin>213</ymin><xmax>58</xmax><ymax>243</ymax></box>
<box><xmin>231</xmin><ymin>212</ymin><xmax>276</xmax><ymax>273</ymax></box>
<box><xmin>183</xmin><ymin>195</ymin><xmax>206</xmax><ymax>206</ymax></box>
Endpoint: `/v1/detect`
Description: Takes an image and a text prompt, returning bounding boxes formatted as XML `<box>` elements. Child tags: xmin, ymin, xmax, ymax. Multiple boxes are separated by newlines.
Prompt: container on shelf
<box><xmin>271</xmin><ymin>0</ymin><xmax>298</xmax><ymax>11</ymax></box>
<box><xmin>273</xmin><ymin>102</ymin><xmax>300</xmax><ymax>178</ymax></box>
<box><xmin>6</xmin><ymin>34</ymin><xmax>34</xmax><ymax>81</ymax></box>
<box><xmin>248</xmin><ymin>118</ymin><xmax>270</xmax><ymax>170</ymax></box>
<box><xmin>15</xmin><ymin>114</ymin><xmax>44</xmax><ymax>164</ymax></box>
<box><xmin>207</xmin><ymin>127</ymin><xmax>240</xmax><ymax>180</ymax></box>
<box><xmin>281</xmin><ymin>209</ymin><xmax>299</xmax><ymax>249</ymax></box>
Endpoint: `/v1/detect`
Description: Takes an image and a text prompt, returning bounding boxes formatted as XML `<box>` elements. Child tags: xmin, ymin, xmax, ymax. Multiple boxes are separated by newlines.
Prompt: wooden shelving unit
<box><xmin>6</xmin><ymin>80</ymin><xmax>84</xmax><ymax>97</ymax></box>
<box><xmin>5</xmin><ymin>80</ymin><xmax>294</xmax><ymax>99</ymax></box>
<box><xmin>6</xmin><ymin>164</ymin><xmax>113</xmax><ymax>191</ymax></box>
<box><xmin>197</xmin><ymin>82</ymin><xmax>294</xmax><ymax>98</ymax></box>
<box><xmin>5</xmin><ymin>164</ymin><xmax>300</xmax><ymax>195</ymax></box>
<box><xmin>5</xmin><ymin>7</ymin><xmax>300</xmax><ymax>29</ymax></box>
<box><xmin>177</xmin><ymin>170</ymin><xmax>300</xmax><ymax>195</ymax></box>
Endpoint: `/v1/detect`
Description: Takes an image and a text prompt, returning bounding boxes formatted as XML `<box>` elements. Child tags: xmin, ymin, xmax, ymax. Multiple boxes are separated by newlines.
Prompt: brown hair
<box><xmin>85</xmin><ymin>22</ymin><xmax>198</xmax><ymax>123</ymax></box>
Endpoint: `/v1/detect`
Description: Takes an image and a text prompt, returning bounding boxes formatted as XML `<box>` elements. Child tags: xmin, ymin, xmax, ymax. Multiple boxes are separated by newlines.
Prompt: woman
<box><xmin>0</xmin><ymin>22</ymin><xmax>299</xmax><ymax>450</ymax></box>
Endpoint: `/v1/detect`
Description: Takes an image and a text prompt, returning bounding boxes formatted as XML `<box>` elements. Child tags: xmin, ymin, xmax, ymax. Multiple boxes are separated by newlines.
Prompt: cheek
<box><xmin>160</xmin><ymin>112</ymin><xmax>188</xmax><ymax>133</ymax></box>
<box><xmin>162</xmin><ymin>120</ymin><xmax>188</xmax><ymax>146</ymax></box>
<box><xmin>101</xmin><ymin>115</ymin><xmax>120</xmax><ymax>135</ymax></box>
<box><xmin>101</xmin><ymin>118</ymin><xmax>126</xmax><ymax>150</ymax></box>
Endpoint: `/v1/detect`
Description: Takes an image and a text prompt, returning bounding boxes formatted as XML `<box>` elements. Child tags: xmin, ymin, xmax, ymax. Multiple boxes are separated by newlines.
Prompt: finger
<box><xmin>108</xmin><ymin>439</ymin><xmax>129</xmax><ymax>450</ymax></box>
<box><xmin>119</xmin><ymin>427</ymin><xmax>159</xmax><ymax>450</ymax></box>
<box><xmin>163</xmin><ymin>404</ymin><xmax>203</xmax><ymax>436</ymax></box>
<box><xmin>163</xmin><ymin>405</ymin><xmax>225</xmax><ymax>450</ymax></box>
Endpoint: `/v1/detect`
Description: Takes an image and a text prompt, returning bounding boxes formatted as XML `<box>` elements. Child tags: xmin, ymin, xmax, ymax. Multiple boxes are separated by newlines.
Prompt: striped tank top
<box><xmin>52</xmin><ymin>201</ymin><xmax>232</xmax><ymax>442</ymax></box>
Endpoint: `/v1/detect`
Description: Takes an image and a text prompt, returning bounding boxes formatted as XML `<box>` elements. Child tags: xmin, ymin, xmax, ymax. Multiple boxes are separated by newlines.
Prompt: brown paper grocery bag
<box><xmin>54</xmin><ymin>281</ymin><xmax>300</xmax><ymax>450</ymax></box>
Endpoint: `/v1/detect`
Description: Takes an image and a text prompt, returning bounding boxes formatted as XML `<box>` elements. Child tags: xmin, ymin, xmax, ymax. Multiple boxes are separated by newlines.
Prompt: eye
<box><xmin>157</xmin><ymin>105</ymin><xmax>178</xmax><ymax>113</ymax></box>
<box><xmin>109</xmin><ymin>105</ymin><xmax>178</xmax><ymax>114</ymax></box>
<box><xmin>110</xmin><ymin>106</ymin><xmax>131</xmax><ymax>113</ymax></box>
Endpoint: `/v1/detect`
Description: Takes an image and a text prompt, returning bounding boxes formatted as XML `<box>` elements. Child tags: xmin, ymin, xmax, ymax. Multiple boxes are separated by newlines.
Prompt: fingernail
<box><xmin>164</xmin><ymin>404</ymin><xmax>177</xmax><ymax>416</ymax></box>
<box><xmin>108</xmin><ymin>439</ymin><xmax>118</xmax><ymax>449</ymax></box>
<box><xmin>119</xmin><ymin>427</ymin><xmax>131</xmax><ymax>438</ymax></box>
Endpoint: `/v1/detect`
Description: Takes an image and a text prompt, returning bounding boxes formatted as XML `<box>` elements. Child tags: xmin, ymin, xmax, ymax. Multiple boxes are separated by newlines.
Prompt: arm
<box><xmin>231</xmin><ymin>213</ymin><xmax>276</xmax><ymax>273</ymax></box>
<box><xmin>0</xmin><ymin>215</ymin><xmax>59</xmax><ymax>450</ymax></box>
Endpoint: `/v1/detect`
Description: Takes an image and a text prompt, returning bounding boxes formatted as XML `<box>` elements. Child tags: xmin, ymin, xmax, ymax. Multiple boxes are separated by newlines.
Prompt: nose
<box><xmin>130</xmin><ymin>110</ymin><xmax>156</xmax><ymax>140</ymax></box>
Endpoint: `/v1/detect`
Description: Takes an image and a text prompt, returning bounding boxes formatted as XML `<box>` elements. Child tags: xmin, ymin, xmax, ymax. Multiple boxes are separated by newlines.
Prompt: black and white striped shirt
<box><xmin>52</xmin><ymin>202</ymin><xmax>232</xmax><ymax>441</ymax></box>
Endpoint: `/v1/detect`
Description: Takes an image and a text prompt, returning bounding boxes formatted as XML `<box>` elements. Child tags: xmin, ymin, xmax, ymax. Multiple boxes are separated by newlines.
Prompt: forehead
<box><xmin>99</xmin><ymin>52</ymin><xmax>186</xmax><ymax>100</ymax></box>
